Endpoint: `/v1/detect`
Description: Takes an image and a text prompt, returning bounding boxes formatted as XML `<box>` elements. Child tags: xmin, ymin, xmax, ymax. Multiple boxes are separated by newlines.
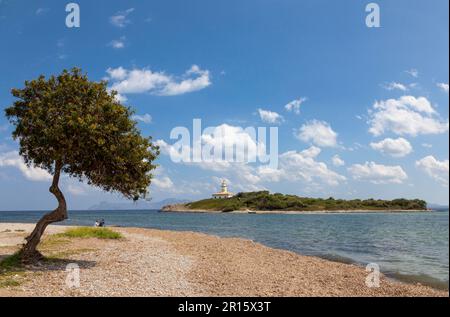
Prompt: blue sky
<box><xmin>0</xmin><ymin>0</ymin><xmax>448</xmax><ymax>210</ymax></box>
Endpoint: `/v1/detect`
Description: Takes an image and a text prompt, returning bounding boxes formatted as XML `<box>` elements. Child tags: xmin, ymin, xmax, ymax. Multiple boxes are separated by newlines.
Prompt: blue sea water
<box><xmin>1</xmin><ymin>209</ymin><xmax>448</xmax><ymax>290</ymax></box>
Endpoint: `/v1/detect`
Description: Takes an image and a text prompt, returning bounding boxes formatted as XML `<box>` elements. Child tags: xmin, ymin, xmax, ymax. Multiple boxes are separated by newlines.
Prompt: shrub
<box><xmin>58</xmin><ymin>227</ymin><xmax>122</xmax><ymax>239</ymax></box>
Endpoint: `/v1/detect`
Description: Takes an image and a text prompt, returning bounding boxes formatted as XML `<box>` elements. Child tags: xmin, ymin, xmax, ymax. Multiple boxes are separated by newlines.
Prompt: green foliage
<box><xmin>0</xmin><ymin>278</ymin><xmax>21</xmax><ymax>288</ymax></box>
<box><xmin>0</xmin><ymin>253</ymin><xmax>26</xmax><ymax>288</ymax></box>
<box><xmin>0</xmin><ymin>252</ymin><xmax>22</xmax><ymax>271</ymax></box>
<box><xmin>5</xmin><ymin>68</ymin><xmax>159</xmax><ymax>200</ymax></box>
<box><xmin>57</xmin><ymin>227</ymin><xmax>123</xmax><ymax>239</ymax></box>
<box><xmin>186</xmin><ymin>191</ymin><xmax>427</xmax><ymax>212</ymax></box>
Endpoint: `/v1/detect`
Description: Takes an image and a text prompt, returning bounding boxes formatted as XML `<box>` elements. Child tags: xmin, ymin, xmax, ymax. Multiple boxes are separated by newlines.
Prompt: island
<box><xmin>162</xmin><ymin>191</ymin><xmax>429</xmax><ymax>214</ymax></box>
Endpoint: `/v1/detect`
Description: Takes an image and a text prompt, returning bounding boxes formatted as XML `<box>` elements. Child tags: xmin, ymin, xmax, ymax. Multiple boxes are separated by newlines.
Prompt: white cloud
<box><xmin>258</xmin><ymin>109</ymin><xmax>283</xmax><ymax>124</ymax></box>
<box><xmin>421</xmin><ymin>143</ymin><xmax>433</xmax><ymax>149</ymax></box>
<box><xmin>156</xmin><ymin>124</ymin><xmax>266</xmax><ymax>167</ymax></box>
<box><xmin>256</xmin><ymin>147</ymin><xmax>346</xmax><ymax>187</ymax></box>
<box><xmin>160</xmin><ymin>65</ymin><xmax>211</xmax><ymax>96</ymax></box>
<box><xmin>437</xmin><ymin>83</ymin><xmax>449</xmax><ymax>93</ymax></box>
<box><xmin>106</xmin><ymin>67</ymin><xmax>127</xmax><ymax>80</ymax></box>
<box><xmin>296</xmin><ymin>120</ymin><xmax>338</xmax><ymax>147</ymax></box>
<box><xmin>200</xmin><ymin>124</ymin><xmax>266</xmax><ymax>163</ymax></box>
<box><xmin>67</xmin><ymin>184</ymin><xmax>87</xmax><ymax>196</ymax></box>
<box><xmin>368</xmin><ymin>96</ymin><xmax>449</xmax><ymax>137</ymax></box>
<box><xmin>332</xmin><ymin>155</ymin><xmax>345</xmax><ymax>167</ymax></box>
<box><xmin>152</xmin><ymin>176</ymin><xmax>175</xmax><ymax>190</ymax></box>
<box><xmin>109</xmin><ymin>37</ymin><xmax>126</xmax><ymax>49</ymax></box>
<box><xmin>348</xmin><ymin>162</ymin><xmax>408</xmax><ymax>184</ymax></box>
<box><xmin>384</xmin><ymin>82</ymin><xmax>408</xmax><ymax>91</ymax></box>
<box><xmin>114</xmin><ymin>93</ymin><xmax>128</xmax><ymax>103</ymax></box>
<box><xmin>155</xmin><ymin>139</ymin><xmax>191</xmax><ymax>164</ymax></box>
<box><xmin>273</xmin><ymin>147</ymin><xmax>346</xmax><ymax>186</ymax></box>
<box><xmin>110</xmin><ymin>8</ymin><xmax>134</xmax><ymax>28</ymax></box>
<box><xmin>284</xmin><ymin>98</ymin><xmax>307</xmax><ymax>115</ymax></box>
<box><xmin>405</xmin><ymin>69</ymin><xmax>419</xmax><ymax>78</ymax></box>
<box><xmin>0</xmin><ymin>151</ymin><xmax>52</xmax><ymax>182</ymax></box>
<box><xmin>106</xmin><ymin>65</ymin><xmax>211</xmax><ymax>97</ymax></box>
<box><xmin>157</xmin><ymin>127</ymin><xmax>345</xmax><ymax>189</ymax></box>
<box><xmin>416</xmin><ymin>156</ymin><xmax>449</xmax><ymax>186</ymax></box>
<box><xmin>36</xmin><ymin>8</ymin><xmax>49</xmax><ymax>16</ymax></box>
<box><xmin>370</xmin><ymin>137</ymin><xmax>413</xmax><ymax>158</ymax></box>
<box><xmin>132</xmin><ymin>114</ymin><xmax>152</xmax><ymax>124</ymax></box>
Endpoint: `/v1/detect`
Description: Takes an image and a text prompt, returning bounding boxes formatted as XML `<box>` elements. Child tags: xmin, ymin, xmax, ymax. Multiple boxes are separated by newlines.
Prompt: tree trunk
<box><xmin>20</xmin><ymin>161</ymin><xmax>67</xmax><ymax>263</ymax></box>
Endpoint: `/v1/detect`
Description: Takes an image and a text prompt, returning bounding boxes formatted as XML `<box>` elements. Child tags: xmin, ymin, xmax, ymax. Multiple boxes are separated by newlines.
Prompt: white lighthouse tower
<box><xmin>212</xmin><ymin>180</ymin><xmax>234</xmax><ymax>199</ymax></box>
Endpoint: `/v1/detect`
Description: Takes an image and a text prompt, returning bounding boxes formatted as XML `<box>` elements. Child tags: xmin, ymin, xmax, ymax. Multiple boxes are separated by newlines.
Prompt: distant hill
<box><xmin>427</xmin><ymin>203</ymin><xmax>449</xmax><ymax>211</ymax></box>
<box><xmin>164</xmin><ymin>191</ymin><xmax>428</xmax><ymax>213</ymax></box>
<box><xmin>89</xmin><ymin>198</ymin><xmax>191</xmax><ymax>211</ymax></box>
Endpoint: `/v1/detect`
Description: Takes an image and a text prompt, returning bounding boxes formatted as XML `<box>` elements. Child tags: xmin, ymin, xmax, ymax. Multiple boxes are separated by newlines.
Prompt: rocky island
<box><xmin>162</xmin><ymin>191</ymin><xmax>429</xmax><ymax>214</ymax></box>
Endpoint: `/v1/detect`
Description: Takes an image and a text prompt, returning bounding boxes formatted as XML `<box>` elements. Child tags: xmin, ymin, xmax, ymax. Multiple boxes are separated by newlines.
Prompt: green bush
<box><xmin>58</xmin><ymin>227</ymin><xmax>122</xmax><ymax>239</ymax></box>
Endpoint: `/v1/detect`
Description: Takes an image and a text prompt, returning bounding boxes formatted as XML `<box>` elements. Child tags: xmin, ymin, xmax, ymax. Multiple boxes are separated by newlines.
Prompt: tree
<box><xmin>5</xmin><ymin>68</ymin><xmax>159</xmax><ymax>263</ymax></box>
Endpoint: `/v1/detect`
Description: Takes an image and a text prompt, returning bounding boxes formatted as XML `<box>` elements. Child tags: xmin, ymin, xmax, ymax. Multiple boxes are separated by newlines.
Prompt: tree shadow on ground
<box><xmin>0</xmin><ymin>253</ymin><xmax>97</xmax><ymax>274</ymax></box>
<box><xmin>27</xmin><ymin>258</ymin><xmax>97</xmax><ymax>272</ymax></box>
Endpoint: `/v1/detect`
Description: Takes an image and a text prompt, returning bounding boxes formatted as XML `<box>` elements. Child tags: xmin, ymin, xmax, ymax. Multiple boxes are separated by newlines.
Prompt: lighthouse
<box><xmin>212</xmin><ymin>180</ymin><xmax>234</xmax><ymax>199</ymax></box>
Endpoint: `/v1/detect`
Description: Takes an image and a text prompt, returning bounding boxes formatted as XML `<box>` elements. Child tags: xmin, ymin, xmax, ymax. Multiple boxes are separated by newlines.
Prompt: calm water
<box><xmin>1</xmin><ymin>209</ymin><xmax>448</xmax><ymax>290</ymax></box>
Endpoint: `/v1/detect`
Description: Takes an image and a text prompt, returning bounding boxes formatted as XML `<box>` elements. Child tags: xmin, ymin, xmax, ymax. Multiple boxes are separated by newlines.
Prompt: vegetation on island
<box><xmin>184</xmin><ymin>191</ymin><xmax>428</xmax><ymax>212</ymax></box>
<box><xmin>4</xmin><ymin>68</ymin><xmax>159</xmax><ymax>263</ymax></box>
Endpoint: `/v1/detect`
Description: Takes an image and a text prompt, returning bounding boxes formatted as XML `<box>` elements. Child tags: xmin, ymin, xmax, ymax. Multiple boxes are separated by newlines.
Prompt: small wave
<box><xmin>387</xmin><ymin>271</ymin><xmax>449</xmax><ymax>291</ymax></box>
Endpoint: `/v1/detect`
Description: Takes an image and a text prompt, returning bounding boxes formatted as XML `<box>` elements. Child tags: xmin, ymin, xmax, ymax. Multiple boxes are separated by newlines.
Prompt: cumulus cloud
<box><xmin>109</xmin><ymin>37</ymin><xmax>126</xmax><ymax>49</ymax></box>
<box><xmin>106</xmin><ymin>67</ymin><xmax>127</xmax><ymax>80</ymax></box>
<box><xmin>110</xmin><ymin>8</ymin><xmax>134</xmax><ymax>28</ymax></box>
<box><xmin>0</xmin><ymin>151</ymin><xmax>52</xmax><ymax>181</ymax></box>
<box><xmin>285</xmin><ymin>98</ymin><xmax>307</xmax><ymax>115</ymax></box>
<box><xmin>370</xmin><ymin>137</ymin><xmax>413</xmax><ymax>158</ymax></box>
<box><xmin>156</xmin><ymin>124</ymin><xmax>268</xmax><ymax>167</ymax></box>
<box><xmin>132</xmin><ymin>113</ymin><xmax>152</xmax><ymax>124</ymax></box>
<box><xmin>437</xmin><ymin>83</ymin><xmax>449</xmax><ymax>93</ymax></box>
<box><xmin>255</xmin><ymin>146</ymin><xmax>346</xmax><ymax>186</ymax></box>
<box><xmin>271</xmin><ymin>147</ymin><xmax>346</xmax><ymax>186</ymax></box>
<box><xmin>36</xmin><ymin>8</ymin><xmax>50</xmax><ymax>16</ymax></box>
<box><xmin>158</xmin><ymin>129</ymin><xmax>345</xmax><ymax>189</ymax></box>
<box><xmin>332</xmin><ymin>155</ymin><xmax>345</xmax><ymax>167</ymax></box>
<box><xmin>368</xmin><ymin>96</ymin><xmax>449</xmax><ymax>137</ymax></box>
<box><xmin>152</xmin><ymin>176</ymin><xmax>175</xmax><ymax>190</ymax></box>
<box><xmin>348</xmin><ymin>162</ymin><xmax>408</xmax><ymax>184</ymax></box>
<box><xmin>295</xmin><ymin>120</ymin><xmax>338</xmax><ymax>147</ymax></box>
<box><xmin>416</xmin><ymin>156</ymin><xmax>449</xmax><ymax>186</ymax></box>
<box><xmin>384</xmin><ymin>82</ymin><xmax>408</xmax><ymax>91</ymax></box>
<box><xmin>405</xmin><ymin>69</ymin><xmax>419</xmax><ymax>78</ymax></box>
<box><xmin>67</xmin><ymin>184</ymin><xmax>87</xmax><ymax>196</ymax></box>
<box><xmin>200</xmin><ymin>124</ymin><xmax>267</xmax><ymax>164</ymax></box>
<box><xmin>106</xmin><ymin>65</ymin><xmax>211</xmax><ymax>97</ymax></box>
<box><xmin>258</xmin><ymin>109</ymin><xmax>283</xmax><ymax>124</ymax></box>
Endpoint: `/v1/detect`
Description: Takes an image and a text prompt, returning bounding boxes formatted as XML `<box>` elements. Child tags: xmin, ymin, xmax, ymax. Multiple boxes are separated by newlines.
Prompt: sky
<box><xmin>0</xmin><ymin>0</ymin><xmax>448</xmax><ymax>210</ymax></box>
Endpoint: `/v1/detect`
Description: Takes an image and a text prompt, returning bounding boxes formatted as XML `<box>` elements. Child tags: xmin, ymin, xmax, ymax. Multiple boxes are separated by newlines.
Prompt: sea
<box><xmin>1</xmin><ymin>209</ymin><xmax>448</xmax><ymax>290</ymax></box>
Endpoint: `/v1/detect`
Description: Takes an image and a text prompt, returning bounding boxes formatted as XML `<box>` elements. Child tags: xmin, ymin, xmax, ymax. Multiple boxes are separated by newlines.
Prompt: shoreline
<box><xmin>0</xmin><ymin>222</ymin><xmax>447</xmax><ymax>296</ymax></box>
<box><xmin>161</xmin><ymin>204</ymin><xmax>431</xmax><ymax>214</ymax></box>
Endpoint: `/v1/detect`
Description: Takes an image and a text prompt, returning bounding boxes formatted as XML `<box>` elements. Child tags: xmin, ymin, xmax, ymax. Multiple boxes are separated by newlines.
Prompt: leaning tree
<box><xmin>5</xmin><ymin>68</ymin><xmax>159</xmax><ymax>263</ymax></box>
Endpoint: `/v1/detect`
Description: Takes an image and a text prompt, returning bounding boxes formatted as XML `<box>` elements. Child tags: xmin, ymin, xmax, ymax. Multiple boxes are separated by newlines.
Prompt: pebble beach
<box><xmin>0</xmin><ymin>223</ymin><xmax>447</xmax><ymax>297</ymax></box>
